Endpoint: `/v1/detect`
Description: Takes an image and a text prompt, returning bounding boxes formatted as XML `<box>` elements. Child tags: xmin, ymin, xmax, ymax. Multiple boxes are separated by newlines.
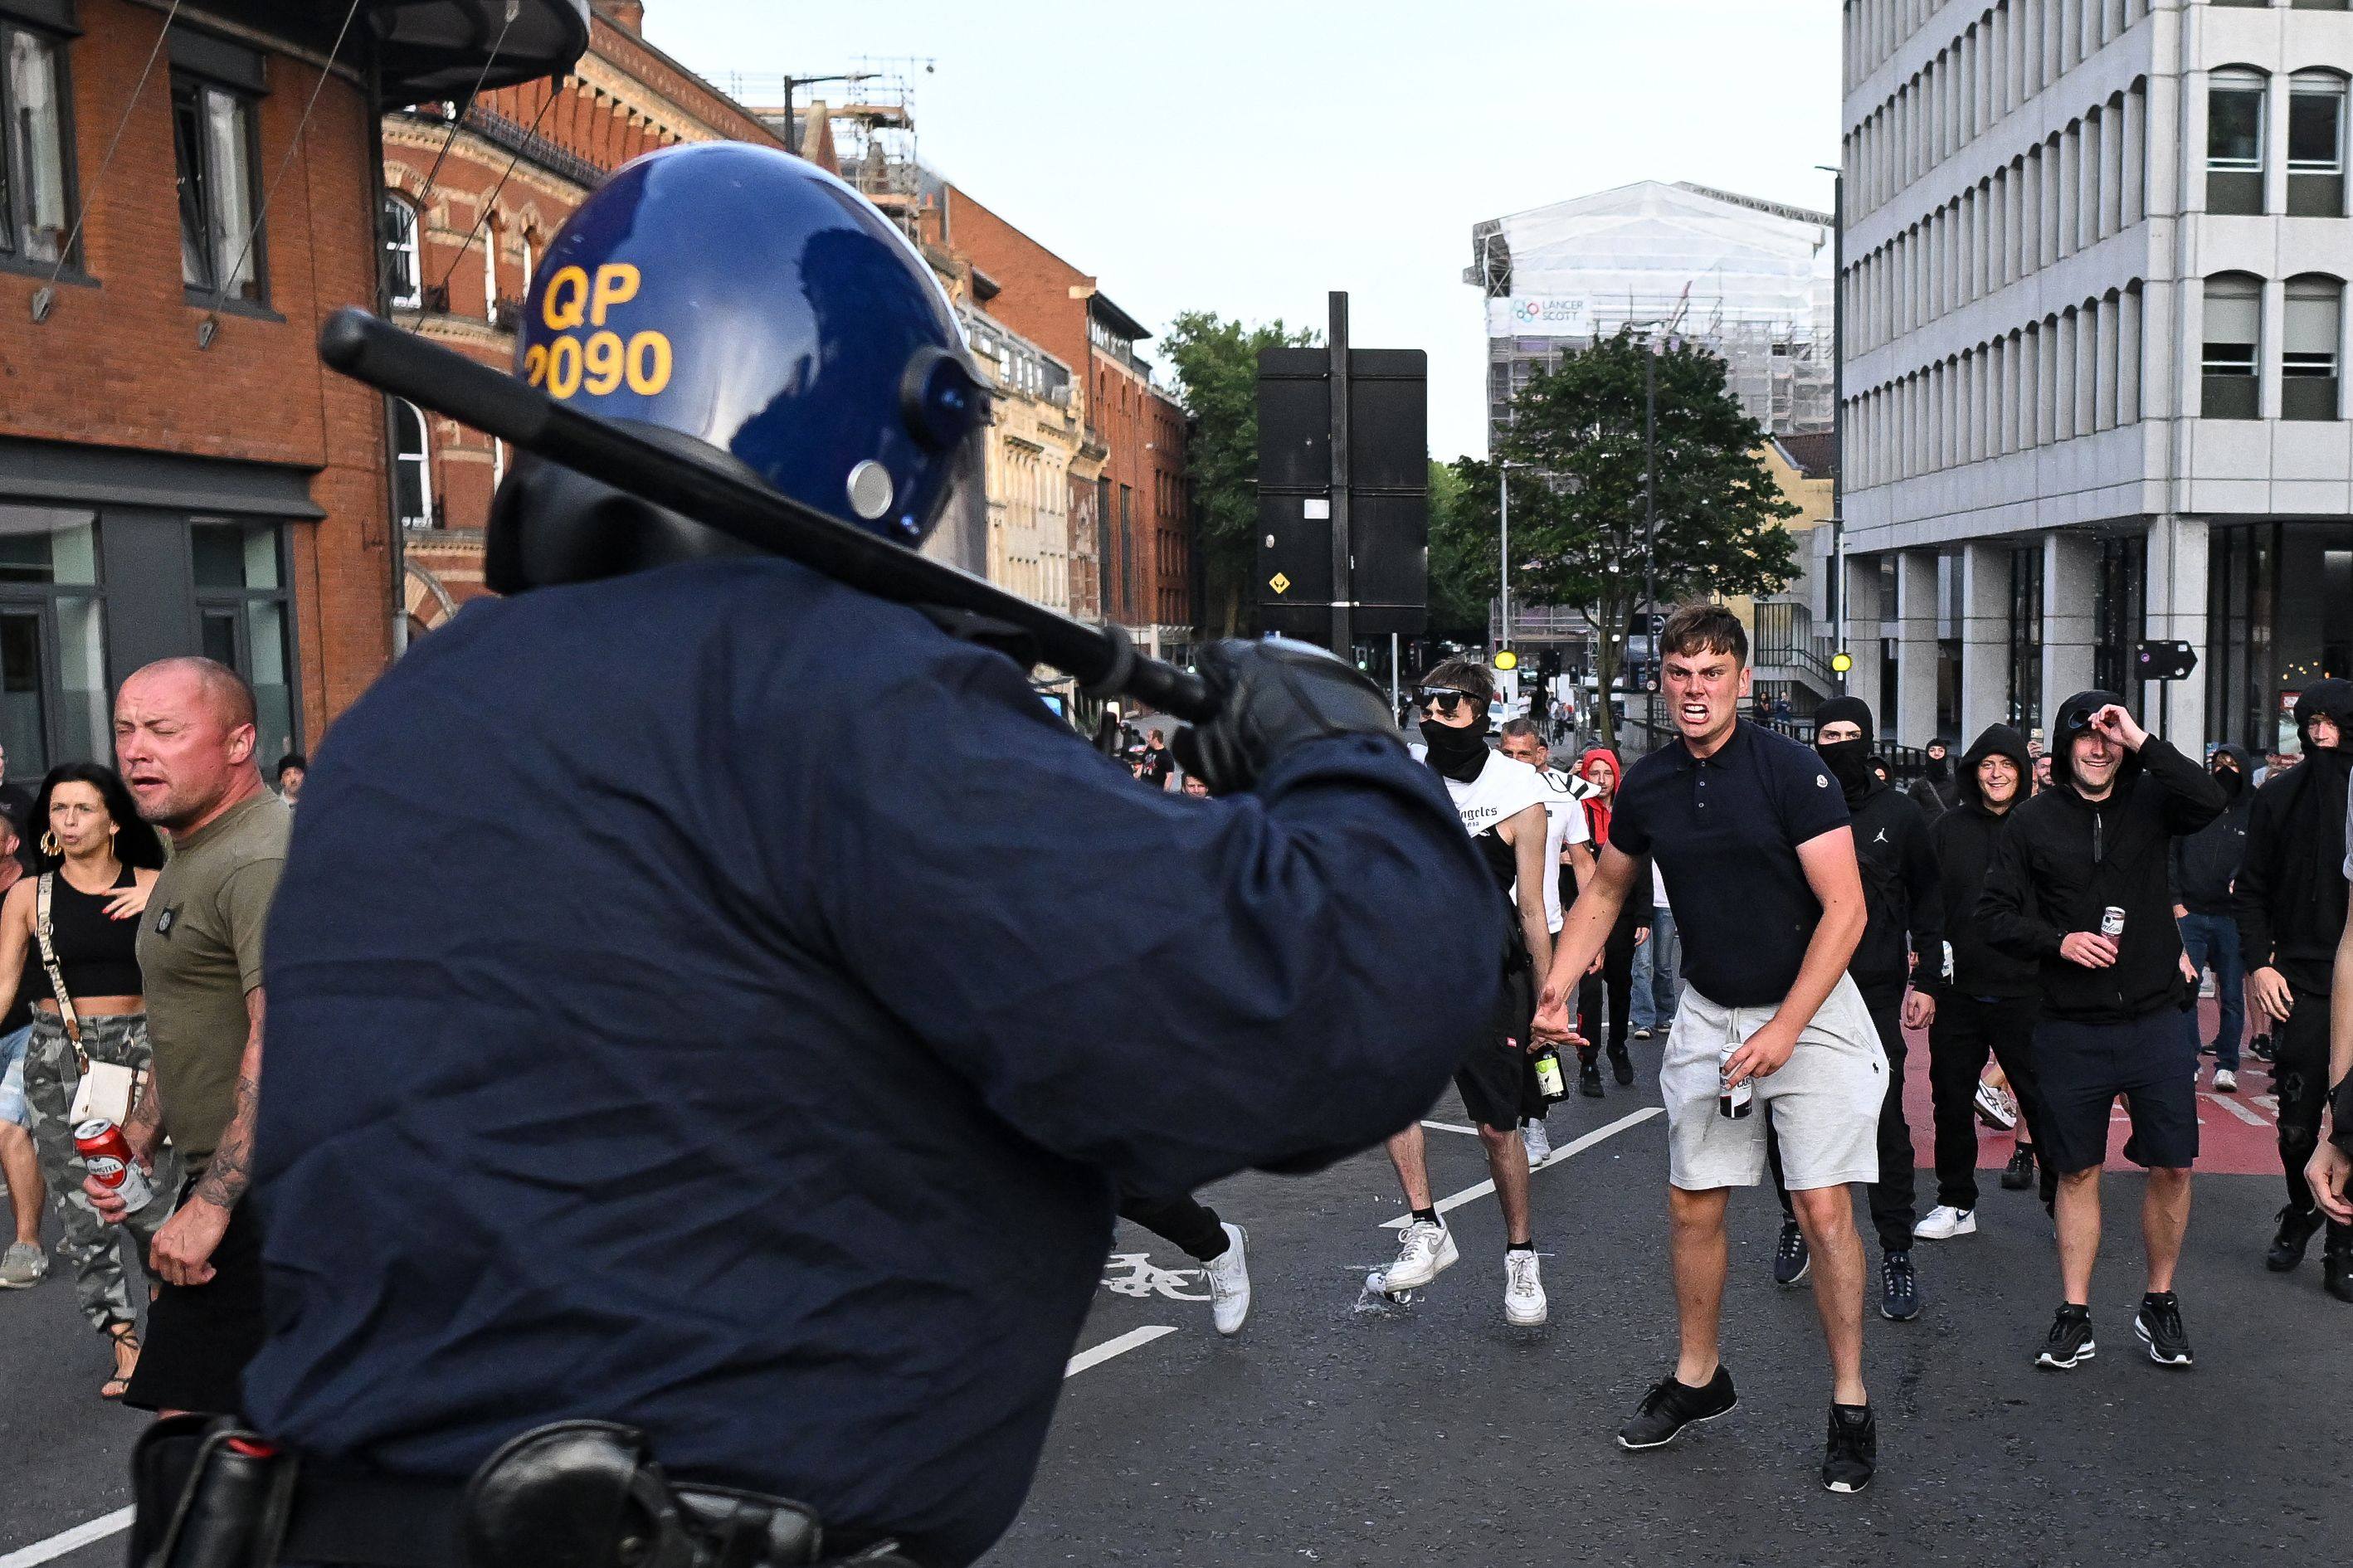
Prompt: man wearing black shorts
<box><xmin>1537</xmin><ymin>605</ymin><xmax>1881</xmax><ymax>1493</ymax></box>
<box><xmin>1980</xmin><ymin>691</ymin><xmax>2224</xmax><ymax>1370</ymax></box>
<box><xmin>1385</xmin><ymin>659</ymin><xmax>1554</xmax><ymax>1327</ymax></box>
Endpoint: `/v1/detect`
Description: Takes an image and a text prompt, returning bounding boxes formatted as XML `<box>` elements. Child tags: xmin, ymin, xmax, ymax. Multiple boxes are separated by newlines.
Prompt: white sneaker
<box><xmin>1203</xmin><ymin>1222</ymin><xmax>1251</xmax><ymax>1337</ymax></box>
<box><xmin>1385</xmin><ymin>1218</ymin><xmax>1459</xmax><ymax>1291</ymax></box>
<box><xmin>2214</xmin><ymin>1069</ymin><xmax>2238</xmax><ymax>1093</ymax></box>
<box><xmin>1913</xmin><ymin>1205</ymin><xmax>1977</xmax><ymax>1240</ymax></box>
<box><xmin>1503</xmin><ymin>1249</ymin><xmax>1547</xmax><ymax>1325</ymax></box>
<box><xmin>0</xmin><ymin>1240</ymin><xmax>46</xmax><ymax>1288</ymax></box>
<box><xmin>1973</xmin><ymin>1081</ymin><xmax>2018</xmax><ymax>1130</ymax></box>
<box><xmin>1522</xmin><ymin>1119</ymin><xmax>1552</xmax><ymax>1167</ymax></box>
<box><xmin>1632</xmin><ymin>1027</ymin><xmax>1654</xmax><ymax>1040</ymax></box>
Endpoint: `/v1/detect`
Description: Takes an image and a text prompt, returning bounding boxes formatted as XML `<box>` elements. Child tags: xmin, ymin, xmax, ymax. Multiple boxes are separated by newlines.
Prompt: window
<box><xmin>2289</xmin><ymin>73</ymin><xmax>2347</xmax><ymax>217</ymax></box>
<box><xmin>2282</xmin><ymin>275</ymin><xmax>2341</xmax><ymax>420</ymax></box>
<box><xmin>0</xmin><ymin>504</ymin><xmax>107</xmax><ymax>772</ymax></box>
<box><xmin>2009</xmin><ymin>544</ymin><xmax>2044</xmax><ymax>730</ymax></box>
<box><xmin>2207</xmin><ymin>69</ymin><xmax>2268</xmax><ymax>216</ymax></box>
<box><xmin>382</xmin><ymin>193</ymin><xmax>421</xmax><ymax>308</ymax></box>
<box><xmin>173</xmin><ymin>75</ymin><xmax>263</xmax><ymax>301</ymax></box>
<box><xmin>481</xmin><ymin>215</ymin><xmax>499</xmax><ymax>320</ymax></box>
<box><xmin>2202</xmin><ymin>274</ymin><xmax>2262</xmax><ymax>419</ymax></box>
<box><xmin>1</xmin><ymin>23</ymin><xmax>74</xmax><ymax>266</ymax></box>
<box><xmin>191</xmin><ymin>523</ymin><xmax>296</xmax><ymax>760</ymax></box>
<box><xmin>393</xmin><ymin>401</ymin><xmax>433</xmax><ymax>526</ymax></box>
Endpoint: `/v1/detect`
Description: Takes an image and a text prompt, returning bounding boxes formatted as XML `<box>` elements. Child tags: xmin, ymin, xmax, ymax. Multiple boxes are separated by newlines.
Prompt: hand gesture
<box><xmin>1901</xmin><ymin>990</ymin><xmax>1936</xmax><ymax>1031</ymax></box>
<box><xmin>2088</xmin><ymin>704</ymin><xmax>2147</xmax><ymax>752</ymax></box>
<box><xmin>149</xmin><ymin>1197</ymin><xmax>229</xmax><ymax>1287</ymax></box>
<box><xmin>103</xmin><ymin>884</ymin><xmax>151</xmax><ymax>922</ymax></box>
<box><xmin>2058</xmin><ymin>932</ymin><xmax>2118</xmax><ymax>969</ymax></box>
<box><xmin>1532</xmin><ymin>987</ymin><xmax>1586</xmax><ymax>1049</ymax></box>
<box><xmin>2310</xmin><ymin>1140</ymin><xmax>2352</xmax><ymax>1225</ymax></box>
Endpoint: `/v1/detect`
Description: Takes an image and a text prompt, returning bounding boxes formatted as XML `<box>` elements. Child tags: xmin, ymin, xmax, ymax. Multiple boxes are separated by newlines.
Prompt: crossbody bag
<box><xmin>39</xmin><ymin>871</ymin><xmax>146</xmax><ymax>1126</ymax></box>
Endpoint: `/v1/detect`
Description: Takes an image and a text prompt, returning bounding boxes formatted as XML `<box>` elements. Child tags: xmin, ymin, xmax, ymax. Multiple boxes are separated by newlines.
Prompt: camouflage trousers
<box><xmin>22</xmin><ymin>1011</ymin><xmax>180</xmax><ymax>1332</ymax></box>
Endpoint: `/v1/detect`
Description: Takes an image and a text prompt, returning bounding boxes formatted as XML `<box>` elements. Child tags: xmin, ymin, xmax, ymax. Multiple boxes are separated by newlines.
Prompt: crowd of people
<box><xmin>1110</xmin><ymin>606</ymin><xmax>2350</xmax><ymax>1499</ymax></box>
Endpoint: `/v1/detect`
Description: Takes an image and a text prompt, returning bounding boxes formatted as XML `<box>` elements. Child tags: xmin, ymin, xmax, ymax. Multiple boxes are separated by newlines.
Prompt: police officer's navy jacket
<box><xmin>243</xmin><ymin>560</ymin><xmax>1500</xmax><ymax>1567</ymax></box>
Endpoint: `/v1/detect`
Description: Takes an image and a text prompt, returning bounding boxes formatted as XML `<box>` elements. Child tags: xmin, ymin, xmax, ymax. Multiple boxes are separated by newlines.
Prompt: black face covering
<box><xmin>2213</xmin><ymin>762</ymin><xmax>2243</xmax><ymax>801</ymax></box>
<box><xmin>1925</xmin><ymin>752</ymin><xmax>1950</xmax><ymax>782</ymax></box>
<box><xmin>1420</xmin><ymin>714</ymin><xmax>1492</xmax><ymax>782</ymax></box>
<box><xmin>1817</xmin><ymin>738</ymin><xmax>1874</xmax><ymax>802</ymax></box>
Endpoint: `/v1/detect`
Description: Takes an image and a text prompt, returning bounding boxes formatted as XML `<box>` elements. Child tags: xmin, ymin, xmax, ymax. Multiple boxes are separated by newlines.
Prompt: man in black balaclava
<box><xmin>2234</xmin><ymin>678</ymin><xmax>2353</xmax><ymax>1301</ymax></box>
<box><xmin>1766</xmin><ymin>697</ymin><xmax>1941</xmax><ymax>1322</ymax></box>
<box><xmin>1908</xmin><ymin>738</ymin><xmax>1959</xmax><ymax>819</ymax></box>
<box><xmin>1980</xmin><ymin>689</ymin><xmax>2225</xmax><ymax>1371</ymax></box>
<box><xmin>2170</xmin><ymin>743</ymin><xmax>2256</xmax><ymax>1092</ymax></box>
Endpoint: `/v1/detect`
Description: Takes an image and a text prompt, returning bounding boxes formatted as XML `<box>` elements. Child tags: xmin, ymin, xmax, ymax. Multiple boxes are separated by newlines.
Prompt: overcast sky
<box><xmin>645</xmin><ymin>1</ymin><xmax>1842</xmax><ymax>460</ymax></box>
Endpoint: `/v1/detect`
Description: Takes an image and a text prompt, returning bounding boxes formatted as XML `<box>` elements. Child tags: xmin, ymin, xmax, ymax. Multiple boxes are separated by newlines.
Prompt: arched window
<box><xmin>393</xmin><ymin>401</ymin><xmax>433</xmax><ymax>526</ymax></box>
<box><xmin>2283</xmin><ymin>274</ymin><xmax>2343</xmax><ymax>420</ymax></box>
<box><xmin>2207</xmin><ymin>67</ymin><xmax>2269</xmax><ymax>216</ymax></box>
<box><xmin>382</xmin><ymin>193</ymin><xmax>421</xmax><ymax>308</ymax></box>
<box><xmin>2289</xmin><ymin>71</ymin><xmax>2348</xmax><ymax>216</ymax></box>
<box><xmin>481</xmin><ymin>213</ymin><xmax>500</xmax><ymax>321</ymax></box>
<box><xmin>2202</xmin><ymin>272</ymin><xmax>2263</xmax><ymax>420</ymax></box>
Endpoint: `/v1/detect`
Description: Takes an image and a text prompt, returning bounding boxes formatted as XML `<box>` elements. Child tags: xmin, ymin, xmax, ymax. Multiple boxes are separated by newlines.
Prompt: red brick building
<box><xmin>0</xmin><ymin>0</ymin><xmax>582</xmax><ymax>765</ymax></box>
<box><xmin>386</xmin><ymin>1</ymin><xmax>795</xmax><ymax>631</ymax></box>
<box><xmin>927</xmin><ymin>183</ymin><xmax>1191</xmax><ymax>655</ymax></box>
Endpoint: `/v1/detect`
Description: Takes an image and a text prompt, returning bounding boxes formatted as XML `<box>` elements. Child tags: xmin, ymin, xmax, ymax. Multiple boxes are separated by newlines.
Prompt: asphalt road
<box><xmin>2</xmin><ymin>1016</ymin><xmax>2345</xmax><ymax>1568</ymax></box>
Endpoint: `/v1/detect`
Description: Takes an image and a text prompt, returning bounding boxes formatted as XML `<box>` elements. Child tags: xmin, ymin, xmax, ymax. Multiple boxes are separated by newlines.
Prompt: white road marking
<box><xmin>1382</xmin><ymin>1106</ymin><xmax>1664</xmax><ymax>1228</ymax></box>
<box><xmin>1418</xmin><ymin>1120</ymin><xmax>1480</xmax><ymax>1137</ymax></box>
<box><xmin>1064</xmin><ymin>1324</ymin><xmax>1177</xmax><ymax>1378</ymax></box>
<box><xmin>2204</xmin><ymin>1091</ymin><xmax>2268</xmax><ymax>1127</ymax></box>
<box><xmin>0</xmin><ymin>1507</ymin><xmax>134</xmax><ymax>1568</ymax></box>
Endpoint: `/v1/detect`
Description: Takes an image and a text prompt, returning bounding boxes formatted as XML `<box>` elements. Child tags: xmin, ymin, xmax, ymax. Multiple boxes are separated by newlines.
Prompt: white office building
<box><xmin>1839</xmin><ymin>0</ymin><xmax>2353</xmax><ymax>755</ymax></box>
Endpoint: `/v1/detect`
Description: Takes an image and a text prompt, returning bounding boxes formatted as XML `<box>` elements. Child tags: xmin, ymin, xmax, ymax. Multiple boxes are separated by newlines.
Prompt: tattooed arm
<box><xmin>148</xmin><ymin>987</ymin><xmax>261</xmax><ymax>1286</ymax></box>
<box><xmin>190</xmin><ymin>986</ymin><xmax>262</xmax><ymax>1211</ymax></box>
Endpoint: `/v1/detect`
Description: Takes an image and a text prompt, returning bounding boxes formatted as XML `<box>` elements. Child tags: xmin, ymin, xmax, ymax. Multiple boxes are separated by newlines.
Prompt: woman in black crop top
<box><xmin>0</xmin><ymin>762</ymin><xmax>167</xmax><ymax>1398</ymax></box>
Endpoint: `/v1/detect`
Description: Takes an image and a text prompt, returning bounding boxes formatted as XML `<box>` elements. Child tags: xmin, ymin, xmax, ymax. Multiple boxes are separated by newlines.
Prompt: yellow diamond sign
<box><xmin>1269</xmin><ymin>572</ymin><xmax>1291</xmax><ymax>595</ymax></box>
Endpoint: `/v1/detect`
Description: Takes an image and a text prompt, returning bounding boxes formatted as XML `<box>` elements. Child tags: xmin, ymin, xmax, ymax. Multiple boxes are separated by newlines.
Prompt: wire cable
<box><xmin>31</xmin><ymin>0</ymin><xmax>183</xmax><ymax>319</ymax></box>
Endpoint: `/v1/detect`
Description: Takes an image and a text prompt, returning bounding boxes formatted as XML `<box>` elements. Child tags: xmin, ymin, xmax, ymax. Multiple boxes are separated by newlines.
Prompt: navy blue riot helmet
<box><xmin>485</xmin><ymin>141</ymin><xmax>987</xmax><ymax>592</ymax></box>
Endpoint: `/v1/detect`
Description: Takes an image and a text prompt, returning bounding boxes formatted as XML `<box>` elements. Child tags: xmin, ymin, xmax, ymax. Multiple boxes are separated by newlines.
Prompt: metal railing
<box><xmin>465</xmin><ymin>105</ymin><xmax>610</xmax><ymax>192</ymax></box>
<box><xmin>1751</xmin><ymin>599</ymin><xmax>1839</xmax><ymax>691</ymax></box>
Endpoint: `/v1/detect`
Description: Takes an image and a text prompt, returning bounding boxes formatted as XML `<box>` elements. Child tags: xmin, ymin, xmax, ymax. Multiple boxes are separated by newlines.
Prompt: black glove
<box><xmin>1172</xmin><ymin>638</ymin><xmax>1401</xmax><ymax>794</ymax></box>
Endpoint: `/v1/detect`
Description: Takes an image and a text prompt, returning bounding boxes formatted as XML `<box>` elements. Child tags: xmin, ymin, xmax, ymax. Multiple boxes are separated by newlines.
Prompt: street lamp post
<box><xmin>1817</xmin><ymin>162</ymin><xmax>1846</xmax><ymax>692</ymax></box>
<box><xmin>780</xmin><ymin>71</ymin><xmax>875</xmax><ymax>157</ymax></box>
<box><xmin>1498</xmin><ymin>461</ymin><xmax>1513</xmax><ymax>657</ymax></box>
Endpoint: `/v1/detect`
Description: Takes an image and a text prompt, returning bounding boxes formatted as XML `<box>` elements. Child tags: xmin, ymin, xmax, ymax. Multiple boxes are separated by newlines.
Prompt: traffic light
<box><xmin>2135</xmin><ymin>640</ymin><xmax>2199</xmax><ymax>681</ymax></box>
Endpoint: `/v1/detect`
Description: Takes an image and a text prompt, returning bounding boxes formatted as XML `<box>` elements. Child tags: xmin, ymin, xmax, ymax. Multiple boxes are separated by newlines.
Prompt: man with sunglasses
<box><xmin>1533</xmin><ymin>604</ymin><xmax>1883</xmax><ymax>1494</ymax></box>
<box><xmin>1980</xmin><ymin>690</ymin><xmax>2225</xmax><ymax>1371</ymax></box>
<box><xmin>1383</xmin><ymin>660</ymin><xmax>1556</xmax><ymax>1326</ymax></box>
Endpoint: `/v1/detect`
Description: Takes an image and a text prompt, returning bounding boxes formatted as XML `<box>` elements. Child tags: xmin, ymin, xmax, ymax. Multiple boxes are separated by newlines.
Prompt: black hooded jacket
<box><xmin>1979</xmin><ymin>690</ymin><xmax>2229</xmax><ymax>1023</ymax></box>
<box><xmin>2234</xmin><ymin>679</ymin><xmax>2353</xmax><ymax>996</ymax></box>
<box><xmin>1925</xmin><ymin>725</ymin><xmax>2037</xmax><ymax>1000</ymax></box>
<box><xmin>2168</xmin><ymin>743</ymin><xmax>2255</xmax><ymax>916</ymax></box>
<box><xmin>1815</xmin><ymin>697</ymin><xmax>1942</xmax><ymax>998</ymax></box>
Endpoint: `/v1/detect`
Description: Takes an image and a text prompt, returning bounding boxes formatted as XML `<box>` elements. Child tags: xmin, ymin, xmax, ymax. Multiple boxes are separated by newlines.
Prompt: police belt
<box><xmin>129</xmin><ymin>1418</ymin><xmax>925</xmax><ymax>1568</ymax></box>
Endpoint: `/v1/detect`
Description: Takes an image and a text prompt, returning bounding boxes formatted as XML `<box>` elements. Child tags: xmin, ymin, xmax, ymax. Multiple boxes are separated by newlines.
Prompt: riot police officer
<box><xmin>227</xmin><ymin>144</ymin><xmax>1498</xmax><ymax>1568</ymax></box>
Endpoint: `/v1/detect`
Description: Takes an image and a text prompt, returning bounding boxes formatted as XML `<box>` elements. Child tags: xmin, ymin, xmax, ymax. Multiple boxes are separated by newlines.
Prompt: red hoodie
<box><xmin>1578</xmin><ymin>747</ymin><xmax>1624</xmax><ymax>848</ymax></box>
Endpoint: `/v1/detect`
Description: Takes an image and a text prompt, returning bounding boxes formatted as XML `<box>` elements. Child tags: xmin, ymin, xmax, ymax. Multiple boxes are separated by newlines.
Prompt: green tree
<box><xmin>1158</xmin><ymin>311</ymin><xmax>1320</xmax><ymax>637</ymax></box>
<box><xmin>1451</xmin><ymin>330</ymin><xmax>1800</xmax><ymax>750</ymax></box>
<box><xmin>1425</xmin><ymin>456</ymin><xmax>1494</xmax><ymax>641</ymax></box>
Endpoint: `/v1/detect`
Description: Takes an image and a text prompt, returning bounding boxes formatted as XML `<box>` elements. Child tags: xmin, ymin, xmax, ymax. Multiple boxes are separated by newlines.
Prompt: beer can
<box><xmin>1718</xmin><ymin>1040</ymin><xmax>1753</xmax><ymax>1120</ymax></box>
<box><xmin>73</xmin><ymin>1119</ymin><xmax>152</xmax><ymax>1214</ymax></box>
<box><xmin>2100</xmin><ymin>906</ymin><xmax>2126</xmax><ymax>940</ymax></box>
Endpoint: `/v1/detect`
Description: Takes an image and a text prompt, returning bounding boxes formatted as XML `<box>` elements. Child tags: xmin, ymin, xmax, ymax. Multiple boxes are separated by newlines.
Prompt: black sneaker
<box><xmin>2037</xmin><ymin>1303</ymin><xmax>2096</xmax><ymax>1369</ymax></box>
<box><xmin>2325</xmin><ymin>1240</ymin><xmax>2353</xmax><ymax>1304</ymax></box>
<box><xmin>1609</xmin><ymin>1047</ymin><xmax>1634</xmax><ymax>1086</ymax></box>
<box><xmin>1821</xmin><ymin>1403</ymin><xmax>1876</xmax><ymax>1493</ymax></box>
<box><xmin>1579</xmin><ymin>1059</ymin><xmax>1605</xmax><ymax>1098</ymax></box>
<box><xmin>1880</xmin><ymin>1250</ymin><xmax>1920</xmax><ymax>1321</ymax></box>
<box><xmin>2135</xmin><ymin>1293</ymin><xmax>2192</xmax><ymax>1366</ymax></box>
<box><xmin>1773</xmin><ymin>1219</ymin><xmax>1810</xmax><ymax>1286</ymax></box>
<box><xmin>2000</xmin><ymin>1144</ymin><xmax>2036</xmax><ymax>1191</ymax></box>
<box><xmin>1616</xmin><ymin>1365</ymin><xmax>1738</xmax><ymax>1449</ymax></box>
<box><xmin>2267</xmin><ymin>1205</ymin><xmax>2324</xmax><ymax>1272</ymax></box>
<box><xmin>2249</xmin><ymin>1033</ymin><xmax>2274</xmax><ymax>1062</ymax></box>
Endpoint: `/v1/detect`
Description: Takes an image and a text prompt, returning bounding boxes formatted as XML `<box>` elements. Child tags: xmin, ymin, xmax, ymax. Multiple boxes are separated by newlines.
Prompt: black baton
<box><xmin>317</xmin><ymin>309</ymin><xmax>1216</xmax><ymax>723</ymax></box>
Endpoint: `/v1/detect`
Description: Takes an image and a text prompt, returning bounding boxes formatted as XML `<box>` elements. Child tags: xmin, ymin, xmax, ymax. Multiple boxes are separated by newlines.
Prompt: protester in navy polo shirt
<box><xmin>1536</xmin><ymin>603</ymin><xmax>1882</xmax><ymax>1495</ymax></box>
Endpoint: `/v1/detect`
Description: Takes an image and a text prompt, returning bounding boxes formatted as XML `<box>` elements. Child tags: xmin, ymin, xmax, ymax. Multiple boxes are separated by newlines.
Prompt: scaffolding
<box><xmin>709</xmin><ymin>59</ymin><xmax>931</xmax><ymax>237</ymax></box>
<box><xmin>1468</xmin><ymin>180</ymin><xmax>1834</xmax><ymax>445</ymax></box>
